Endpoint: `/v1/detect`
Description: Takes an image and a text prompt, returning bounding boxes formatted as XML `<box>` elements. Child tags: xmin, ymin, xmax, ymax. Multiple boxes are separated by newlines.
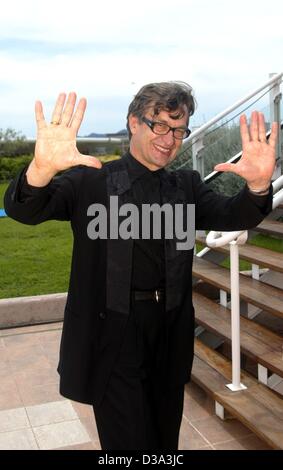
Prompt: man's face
<box><xmin>129</xmin><ymin>106</ymin><xmax>189</xmax><ymax>171</ymax></box>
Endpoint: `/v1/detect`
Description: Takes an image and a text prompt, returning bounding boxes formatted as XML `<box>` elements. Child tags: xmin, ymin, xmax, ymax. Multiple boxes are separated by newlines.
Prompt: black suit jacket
<box><xmin>4</xmin><ymin>154</ymin><xmax>273</xmax><ymax>405</ymax></box>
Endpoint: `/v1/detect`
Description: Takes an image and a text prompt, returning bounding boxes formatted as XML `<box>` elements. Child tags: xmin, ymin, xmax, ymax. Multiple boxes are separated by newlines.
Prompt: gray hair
<box><xmin>126</xmin><ymin>81</ymin><xmax>196</xmax><ymax>139</ymax></box>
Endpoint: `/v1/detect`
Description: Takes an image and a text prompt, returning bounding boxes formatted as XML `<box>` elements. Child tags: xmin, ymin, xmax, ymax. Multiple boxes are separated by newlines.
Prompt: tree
<box><xmin>0</xmin><ymin>128</ymin><xmax>33</xmax><ymax>157</ymax></box>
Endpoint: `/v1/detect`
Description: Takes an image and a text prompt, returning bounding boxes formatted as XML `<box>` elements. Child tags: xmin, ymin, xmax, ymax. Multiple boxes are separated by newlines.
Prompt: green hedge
<box><xmin>0</xmin><ymin>156</ymin><xmax>33</xmax><ymax>182</ymax></box>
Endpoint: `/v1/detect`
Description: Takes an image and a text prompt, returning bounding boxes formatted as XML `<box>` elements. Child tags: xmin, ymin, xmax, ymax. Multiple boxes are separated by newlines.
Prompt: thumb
<box><xmin>214</xmin><ymin>162</ymin><xmax>237</xmax><ymax>173</ymax></box>
<box><xmin>77</xmin><ymin>154</ymin><xmax>102</xmax><ymax>169</ymax></box>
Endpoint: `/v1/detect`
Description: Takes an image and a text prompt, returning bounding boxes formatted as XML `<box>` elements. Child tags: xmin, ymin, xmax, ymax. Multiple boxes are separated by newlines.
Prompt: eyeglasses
<box><xmin>142</xmin><ymin>117</ymin><xmax>191</xmax><ymax>140</ymax></box>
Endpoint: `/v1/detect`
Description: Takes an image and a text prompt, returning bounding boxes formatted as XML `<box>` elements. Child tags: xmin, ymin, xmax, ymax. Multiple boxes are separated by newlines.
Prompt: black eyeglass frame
<box><xmin>141</xmin><ymin>116</ymin><xmax>191</xmax><ymax>140</ymax></box>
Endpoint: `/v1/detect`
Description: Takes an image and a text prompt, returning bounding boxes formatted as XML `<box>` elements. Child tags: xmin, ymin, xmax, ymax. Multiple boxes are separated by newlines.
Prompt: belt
<box><xmin>132</xmin><ymin>288</ymin><xmax>165</xmax><ymax>303</ymax></box>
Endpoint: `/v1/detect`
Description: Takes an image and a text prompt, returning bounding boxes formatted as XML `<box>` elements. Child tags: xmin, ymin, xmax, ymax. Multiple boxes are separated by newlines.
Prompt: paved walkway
<box><xmin>0</xmin><ymin>322</ymin><xmax>271</xmax><ymax>450</ymax></box>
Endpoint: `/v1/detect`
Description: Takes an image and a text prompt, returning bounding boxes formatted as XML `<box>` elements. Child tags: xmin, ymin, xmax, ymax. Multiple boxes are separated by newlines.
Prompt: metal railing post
<box><xmin>206</xmin><ymin>230</ymin><xmax>248</xmax><ymax>392</ymax></box>
<box><xmin>226</xmin><ymin>241</ymin><xmax>247</xmax><ymax>391</ymax></box>
<box><xmin>269</xmin><ymin>72</ymin><xmax>282</xmax><ymax>178</ymax></box>
<box><xmin>192</xmin><ymin>135</ymin><xmax>204</xmax><ymax>177</ymax></box>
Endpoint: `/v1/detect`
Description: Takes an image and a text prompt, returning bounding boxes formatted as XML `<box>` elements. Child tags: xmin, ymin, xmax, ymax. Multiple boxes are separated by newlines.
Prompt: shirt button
<box><xmin>99</xmin><ymin>312</ymin><xmax>106</xmax><ymax>320</ymax></box>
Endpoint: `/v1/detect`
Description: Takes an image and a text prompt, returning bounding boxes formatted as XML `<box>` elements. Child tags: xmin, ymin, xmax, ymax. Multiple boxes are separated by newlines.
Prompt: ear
<box><xmin>128</xmin><ymin>114</ymin><xmax>139</xmax><ymax>136</ymax></box>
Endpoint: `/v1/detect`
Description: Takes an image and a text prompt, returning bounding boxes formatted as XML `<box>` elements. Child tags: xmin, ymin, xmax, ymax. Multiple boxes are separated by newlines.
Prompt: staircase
<box><xmin>191</xmin><ymin>207</ymin><xmax>283</xmax><ymax>449</ymax></box>
<box><xmin>177</xmin><ymin>72</ymin><xmax>283</xmax><ymax>448</ymax></box>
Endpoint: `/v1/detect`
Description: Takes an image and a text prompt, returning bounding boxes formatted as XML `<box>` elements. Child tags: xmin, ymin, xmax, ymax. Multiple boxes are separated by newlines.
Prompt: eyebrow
<box><xmin>151</xmin><ymin>116</ymin><xmax>187</xmax><ymax>129</ymax></box>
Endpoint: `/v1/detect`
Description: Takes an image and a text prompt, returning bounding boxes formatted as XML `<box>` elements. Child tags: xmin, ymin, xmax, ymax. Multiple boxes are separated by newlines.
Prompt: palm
<box><xmin>34</xmin><ymin>92</ymin><xmax>101</xmax><ymax>176</ymax></box>
<box><xmin>233</xmin><ymin>139</ymin><xmax>275</xmax><ymax>182</ymax></box>
<box><xmin>35</xmin><ymin>126</ymin><xmax>80</xmax><ymax>173</ymax></box>
<box><xmin>214</xmin><ymin>112</ymin><xmax>278</xmax><ymax>188</ymax></box>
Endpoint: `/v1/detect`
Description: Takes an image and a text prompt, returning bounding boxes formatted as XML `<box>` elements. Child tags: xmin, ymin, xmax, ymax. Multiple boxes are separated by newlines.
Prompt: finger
<box><xmin>250</xmin><ymin>111</ymin><xmax>259</xmax><ymax>141</ymax></box>
<box><xmin>70</xmin><ymin>98</ymin><xmax>87</xmax><ymax>132</ymax></box>
<box><xmin>61</xmin><ymin>92</ymin><xmax>77</xmax><ymax>126</ymax></box>
<box><xmin>239</xmin><ymin>114</ymin><xmax>250</xmax><ymax>147</ymax></box>
<box><xmin>76</xmin><ymin>154</ymin><xmax>102</xmax><ymax>169</ymax></box>
<box><xmin>214</xmin><ymin>162</ymin><xmax>239</xmax><ymax>174</ymax></box>
<box><xmin>35</xmin><ymin>101</ymin><xmax>47</xmax><ymax>130</ymax></box>
<box><xmin>268</xmin><ymin>121</ymin><xmax>279</xmax><ymax>149</ymax></box>
<box><xmin>50</xmin><ymin>92</ymin><xmax>66</xmax><ymax>124</ymax></box>
<box><xmin>258</xmin><ymin>112</ymin><xmax>267</xmax><ymax>142</ymax></box>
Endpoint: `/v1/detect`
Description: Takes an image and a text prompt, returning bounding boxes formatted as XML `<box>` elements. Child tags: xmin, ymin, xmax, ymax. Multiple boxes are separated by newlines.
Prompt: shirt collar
<box><xmin>122</xmin><ymin>151</ymin><xmax>165</xmax><ymax>184</ymax></box>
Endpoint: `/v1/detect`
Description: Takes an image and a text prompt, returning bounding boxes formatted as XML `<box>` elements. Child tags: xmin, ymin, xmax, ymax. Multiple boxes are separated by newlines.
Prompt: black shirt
<box><xmin>123</xmin><ymin>152</ymin><xmax>166</xmax><ymax>291</ymax></box>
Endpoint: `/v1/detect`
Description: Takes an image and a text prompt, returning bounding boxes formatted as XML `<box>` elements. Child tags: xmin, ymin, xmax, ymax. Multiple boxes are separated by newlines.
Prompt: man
<box><xmin>4</xmin><ymin>82</ymin><xmax>278</xmax><ymax>450</ymax></box>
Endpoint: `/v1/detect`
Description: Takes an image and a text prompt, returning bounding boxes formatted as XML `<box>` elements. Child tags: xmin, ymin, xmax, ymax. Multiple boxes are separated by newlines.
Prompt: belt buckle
<box><xmin>155</xmin><ymin>290</ymin><xmax>160</xmax><ymax>303</ymax></box>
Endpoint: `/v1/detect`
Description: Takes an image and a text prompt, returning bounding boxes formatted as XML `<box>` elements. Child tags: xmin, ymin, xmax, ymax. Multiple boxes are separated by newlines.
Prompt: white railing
<box><xmin>26</xmin><ymin>136</ymin><xmax>126</xmax><ymax>143</ymax></box>
<box><xmin>198</xmin><ymin>171</ymin><xmax>283</xmax><ymax>393</ymax></box>
<box><xmin>179</xmin><ymin>72</ymin><xmax>282</xmax><ymax>176</ymax></box>
<box><xmin>203</xmin><ymin>121</ymin><xmax>281</xmax><ymax>184</ymax></box>
<box><xmin>206</xmin><ymin>230</ymin><xmax>248</xmax><ymax>391</ymax></box>
<box><xmin>272</xmin><ymin>176</ymin><xmax>283</xmax><ymax>209</ymax></box>
<box><xmin>185</xmin><ymin>72</ymin><xmax>282</xmax><ymax>144</ymax></box>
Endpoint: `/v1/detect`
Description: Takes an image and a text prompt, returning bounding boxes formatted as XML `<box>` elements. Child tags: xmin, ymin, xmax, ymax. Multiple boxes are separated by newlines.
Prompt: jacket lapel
<box><xmin>105</xmin><ymin>160</ymin><xmax>134</xmax><ymax>314</ymax></box>
<box><xmin>160</xmin><ymin>171</ymin><xmax>191</xmax><ymax>311</ymax></box>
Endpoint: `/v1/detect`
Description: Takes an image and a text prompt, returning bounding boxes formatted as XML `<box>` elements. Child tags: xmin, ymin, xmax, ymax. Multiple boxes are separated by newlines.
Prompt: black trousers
<box><xmin>93</xmin><ymin>298</ymin><xmax>185</xmax><ymax>450</ymax></box>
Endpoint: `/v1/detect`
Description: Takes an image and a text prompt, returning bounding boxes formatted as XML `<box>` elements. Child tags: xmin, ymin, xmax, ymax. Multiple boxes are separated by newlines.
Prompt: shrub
<box><xmin>0</xmin><ymin>156</ymin><xmax>33</xmax><ymax>182</ymax></box>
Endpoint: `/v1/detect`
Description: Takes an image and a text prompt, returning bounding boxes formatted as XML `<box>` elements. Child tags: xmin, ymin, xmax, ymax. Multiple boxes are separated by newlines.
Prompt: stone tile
<box><xmin>0</xmin><ymin>337</ymin><xmax>8</xmax><ymax>358</ymax></box>
<box><xmin>0</xmin><ymin>323</ymin><xmax>62</xmax><ymax>337</ymax></box>
<box><xmin>19</xmin><ymin>382</ymin><xmax>63</xmax><ymax>407</ymax></box>
<box><xmin>26</xmin><ymin>400</ymin><xmax>78</xmax><ymax>427</ymax></box>
<box><xmin>178</xmin><ymin>416</ymin><xmax>211</xmax><ymax>450</ymax></box>
<box><xmin>185</xmin><ymin>383</ymin><xmax>213</xmax><ymax>403</ymax></box>
<box><xmin>37</xmin><ymin>330</ymin><xmax>62</xmax><ymax>344</ymax></box>
<box><xmin>0</xmin><ymin>378</ymin><xmax>23</xmax><ymax>411</ymax></box>
<box><xmin>183</xmin><ymin>388</ymin><xmax>214</xmax><ymax>422</ymax></box>
<box><xmin>191</xmin><ymin>415</ymin><xmax>252</xmax><ymax>445</ymax></box>
<box><xmin>0</xmin><ymin>407</ymin><xmax>29</xmax><ymax>432</ymax></box>
<box><xmin>40</xmin><ymin>344</ymin><xmax>60</xmax><ymax>359</ymax></box>
<box><xmin>33</xmin><ymin>420</ymin><xmax>91</xmax><ymax>450</ymax></box>
<box><xmin>39</xmin><ymin>334</ymin><xmax>61</xmax><ymax>359</ymax></box>
<box><xmin>3</xmin><ymin>333</ymin><xmax>41</xmax><ymax>348</ymax></box>
<box><xmin>214</xmin><ymin>435</ymin><xmax>272</xmax><ymax>450</ymax></box>
<box><xmin>71</xmin><ymin>401</ymin><xmax>95</xmax><ymax>419</ymax></box>
<box><xmin>13</xmin><ymin>362</ymin><xmax>59</xmax><ymax>387</ymax></box>
<box><xmin>0</xmin><ymin>429</ymin><xmax>38</xmax><ymax>450</ymax></box>
<box><xmin>45</xmin><ymin>355</ymin><xmax>60</xmax><ymax>370</ymax></box>
<box><xmin>91</xmin><ymin>440</ymin><xmax>102</xmax><ymax>450</ymax></box>
<box><xmin>6</xmin><ymin>346</ymin><xmax>49</xmax><ymax>373</ymax></box>
<box><xmin>0</xmin><ymin>359</ymin><xmax>13</xmax><ymax>379</ymax></box>
<box><xmin>80</xmin><ymin>417</ymin><xmax>101</xmax><ymax>447</ymax></box>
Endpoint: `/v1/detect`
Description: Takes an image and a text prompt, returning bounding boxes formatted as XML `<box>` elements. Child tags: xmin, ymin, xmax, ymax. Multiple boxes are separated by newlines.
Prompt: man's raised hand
<box><xmin>214</xmin><ymin>111</ymin><xmax>278</xmax><ymax>191</ymax></box>
<box><xmin>27</xmin><ymin>92</ymin><xmax>102</xmax><ymax>187</ymax></box>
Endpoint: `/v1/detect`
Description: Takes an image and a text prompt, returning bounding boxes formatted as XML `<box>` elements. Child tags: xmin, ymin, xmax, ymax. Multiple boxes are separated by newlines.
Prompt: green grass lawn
<box><xmin>0</xmin><ymin>182</ymin><xmax>72</xmax><ymax>298</ymax></box>
<box><xmin>0</xmin><ymin>182</ymin><xmax>8</xmax><ymax>207</ymax></box>
<box><xmin>0</xmin><ymin>217</ymin><xmax>73</xmax><ymax>298</ymax></box>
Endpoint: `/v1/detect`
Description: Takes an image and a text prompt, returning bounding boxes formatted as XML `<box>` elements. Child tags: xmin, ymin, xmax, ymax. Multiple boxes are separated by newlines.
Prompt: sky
<box><xmin>0</xmin><ymin>0</ymin><xmax>282</xmax><ymax>138</ymax></box>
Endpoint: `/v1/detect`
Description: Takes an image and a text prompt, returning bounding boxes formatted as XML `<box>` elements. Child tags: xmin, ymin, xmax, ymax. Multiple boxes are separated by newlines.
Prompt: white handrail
<box><xmin>206</xmin><ymin>230</ymin><xmax>247</xmax><ymax>248</ymax></box>
<box><xmin>26</xmin><ymin>136</ymin><xmax>125</xmax><ymax>144</ymax></box>
<box><xmin>273</xmin><ymin>188</ymin><xmax>283</xmax><ymax>210</ymax></box>
<box><xmin>272</xmin><ymin>175</ymin><xmax>283</xmax><ymax>193</ymax></box>
<box><xmin>184</xmin><ymin>72</ymin><xmax>283</xmax><ymax>144</ymax></box>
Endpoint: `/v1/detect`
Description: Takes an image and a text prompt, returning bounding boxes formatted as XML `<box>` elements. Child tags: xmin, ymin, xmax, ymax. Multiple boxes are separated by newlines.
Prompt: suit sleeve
<box><xmin>4</xmin><ymin>165</ymin><xmax>86</xmax><ymax>225</ymax></box>
<box><xmin>189</xmin><ymin>170</ymin><xmax>273</xmax><ymax>231</ymax></box>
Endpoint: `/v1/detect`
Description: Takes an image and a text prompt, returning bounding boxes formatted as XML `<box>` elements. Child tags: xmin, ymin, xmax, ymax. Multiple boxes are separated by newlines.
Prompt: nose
<box><xmin>161</xmin><ymin>130</ymin><xmax>175</xmax><ymax>146</ymax></box>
